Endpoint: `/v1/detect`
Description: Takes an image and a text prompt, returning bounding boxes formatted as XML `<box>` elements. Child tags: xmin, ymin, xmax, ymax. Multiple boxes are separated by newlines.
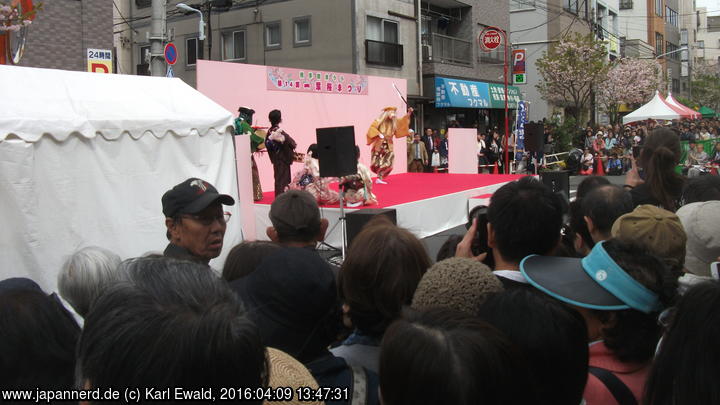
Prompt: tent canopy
<box><xmin>665</xmin><ymin>92</ymin><xmax>701</xmax><ymax>119</ymax></box>
<box><xmin>623</xmin><ymin>91</ymin><xmax>681</xmax><ymax>124</ymax></box>
<box><xmin>1</xmin><ymin>65</ymin><xmax>234</xmax><ymax>142</ymax></box>
<box><xmin>699</xmin><ymin>106</ymin><xmax>717</xmax><ymax>118</ymax></box>
<box><xmin>0</xmin><ymin>66</ymin><xmax>240</xmax><ymax>291</ymax></box>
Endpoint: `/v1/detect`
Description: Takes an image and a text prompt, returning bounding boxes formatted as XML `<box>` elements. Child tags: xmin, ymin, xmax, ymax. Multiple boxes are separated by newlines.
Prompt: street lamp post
<box><xmin>177</xmin><ymin>3</ymin><xmax>205</xmax><ymax>59</ymax></box>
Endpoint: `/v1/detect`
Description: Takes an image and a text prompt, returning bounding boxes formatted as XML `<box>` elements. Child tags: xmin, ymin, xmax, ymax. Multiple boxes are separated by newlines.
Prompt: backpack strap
<box><xmin>588</xmin><ymin>366</ymin><xmax>638</xmax><ymax>405</ymax></box>
<box><xmin>349</xmin><ymin>365</ymin><xmax>368</xmax><ymax>405</ymax></box>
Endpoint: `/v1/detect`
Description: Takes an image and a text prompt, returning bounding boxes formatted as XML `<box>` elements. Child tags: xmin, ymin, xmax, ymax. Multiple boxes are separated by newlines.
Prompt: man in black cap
<box><xmin>162</xmin><ymin>178</ymin><xmax>235</xmax><ymax>265</ymax></box>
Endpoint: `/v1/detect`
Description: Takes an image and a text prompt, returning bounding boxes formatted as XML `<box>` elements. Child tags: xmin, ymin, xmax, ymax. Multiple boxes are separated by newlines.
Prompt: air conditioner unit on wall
<box><xmin>422</xmin><ymin>44</ymin><xmax>432</xmax><ymax>60</ymax></box>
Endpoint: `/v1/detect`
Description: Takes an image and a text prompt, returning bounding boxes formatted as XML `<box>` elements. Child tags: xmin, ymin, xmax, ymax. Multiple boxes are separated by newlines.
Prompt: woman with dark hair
<box><xmin>478</xmin><ymin>289</ymin><xmax>589</xmax><ymax>405</ymax></box>
<box><xmin>265</xmin><ymin>109</ymin><xmax>297</xmax><ymax>197</ymax></box>
<box><xmin>625</xmin><ymin>127</ymin><xmax>685</xmax><ymax>211</ymax></box>
<box><xmin>0</xmin><ymin>279</ymin><xmax>80</xmax><ymax>390</ymax></box>
<box><xmin>520</xmin><ymin>239</ymin><xmax>678</xmax><ymax>405</ymax></box>
<box><xmin>333</xmin><ymin>220</ymin><xmax>431</xmax><ymax>373</ymax></box>
<box><xmin>644</xmin><ymin>281</ymin><xmax>720</xmax><ymax>405</ymax></box>
<box><xmin>379</xmin><ymin>308</ymin><xmax>537</xmax><ymax>405</ymax></box>
<box><xmin>221</xmin><ymin>241</ymin><xmax>281</xmax><ymax>282</ymax></box>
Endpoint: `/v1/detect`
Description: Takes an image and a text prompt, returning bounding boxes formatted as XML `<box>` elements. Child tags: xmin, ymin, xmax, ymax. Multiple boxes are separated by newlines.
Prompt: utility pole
<box><xmin>150</xmin><ymin>0</ymin><xmax>166</xmax><ymax>76</ymax></box>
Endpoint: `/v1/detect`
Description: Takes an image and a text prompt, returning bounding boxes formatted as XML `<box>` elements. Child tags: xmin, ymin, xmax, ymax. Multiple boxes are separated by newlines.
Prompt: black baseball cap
<box><xmin>162</xmin><ymin>178</ymin><xmax>235</xmax><ymax>218</ymax></box>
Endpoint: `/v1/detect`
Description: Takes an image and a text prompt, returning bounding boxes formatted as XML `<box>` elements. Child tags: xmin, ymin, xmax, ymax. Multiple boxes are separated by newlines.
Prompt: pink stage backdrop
<box><xmin>197</xmin><ymin>60</ymin><xmax>408</xmax><ymax>192</ymax></box>
<box><xmin>448</xmin><ymin>128</ymin><xmax>479</xmax><ymax>174</ymax></box>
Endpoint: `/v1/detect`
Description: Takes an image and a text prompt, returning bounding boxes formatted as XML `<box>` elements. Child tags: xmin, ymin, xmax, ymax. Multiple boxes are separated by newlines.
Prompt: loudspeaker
<box><xmin>346</xmin><ymin>208</ymin><xmax>397</xmax><ymax>247</ymax></box>
<box><xmin>524</xmin><ymin>122</ymin><xmax>544</xmax><ymax>153</ymax></box>
<box><xmin>316</xmin><ymin>126</ymin><xmax>357</xmax><ymax>178</ymax></box>
<box><xmin>540</xmin><ymin>170</ymin><xmax>570</xmax><ymax>201</ymax></box>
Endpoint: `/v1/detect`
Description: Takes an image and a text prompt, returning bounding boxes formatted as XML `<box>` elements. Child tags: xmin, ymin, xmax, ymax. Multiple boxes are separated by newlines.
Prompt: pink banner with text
<box><xmin>266</xmin><ymin>66</ymin><xmax>369</xmax><ymax>95</ymax></box>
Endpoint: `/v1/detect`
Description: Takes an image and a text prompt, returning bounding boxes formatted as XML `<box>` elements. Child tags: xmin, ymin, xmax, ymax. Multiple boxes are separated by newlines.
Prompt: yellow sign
<box><xmin>87</xmin><ymin>48</ymin><xmax>113</xmax><ymax>73</ymax></box>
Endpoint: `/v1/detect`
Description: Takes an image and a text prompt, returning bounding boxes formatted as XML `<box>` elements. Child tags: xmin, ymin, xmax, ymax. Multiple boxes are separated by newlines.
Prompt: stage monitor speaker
<box><xmin>540</xmin><ymin>170</ymin><xmax>570</xmax><ymax>202</ymax></box>
<box><xmin>524</xmin><ymin>122</ymin><xmax>545</xmax><ymax>153</ymax></box>
<box><xmin>346</xmin><ymin>208</ymin><xmax>397</xmax><ymax>247</ymax></box>
<box><xmin>316</xmin><ymin>126</ymin><xmax>357</xmax><ymax>178</ymax></box>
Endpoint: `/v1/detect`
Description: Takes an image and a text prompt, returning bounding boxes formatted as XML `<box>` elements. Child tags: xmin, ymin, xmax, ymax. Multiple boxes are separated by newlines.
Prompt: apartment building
<box><xmin>695</xmin><ymin>9</ymin><xmax>720</xmax><ymax>75</ymax></box>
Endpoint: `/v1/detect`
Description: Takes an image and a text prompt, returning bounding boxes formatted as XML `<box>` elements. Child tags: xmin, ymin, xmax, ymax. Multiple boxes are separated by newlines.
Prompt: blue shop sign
<box><xmin>435</xmin><ymin>77</ymin><xmax>491</xmax><ymax>109</ymax></box>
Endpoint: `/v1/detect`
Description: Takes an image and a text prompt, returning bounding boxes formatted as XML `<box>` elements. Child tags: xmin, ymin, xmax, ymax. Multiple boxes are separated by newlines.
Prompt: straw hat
<box><xmin>266</xmin><ymin>347</ymin><xmax>324</xmax><ymax>405</ymax></box>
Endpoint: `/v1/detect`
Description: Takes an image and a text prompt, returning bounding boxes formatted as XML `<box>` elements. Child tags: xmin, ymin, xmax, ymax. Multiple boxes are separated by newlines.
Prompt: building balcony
<box><xmin>365</xmin><ymin>40</ymin><xmax>403</xmax><ymax>67</ymax></box>
<box><xmin>422</xmin><ymin>33</ymin><xmax>472</xmax><ymax>66</ymax></box>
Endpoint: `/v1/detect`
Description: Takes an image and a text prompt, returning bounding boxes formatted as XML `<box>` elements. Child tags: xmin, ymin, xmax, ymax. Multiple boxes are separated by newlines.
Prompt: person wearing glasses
<box><xmin>161</xmin><ymin>178</ymin><xmax>235</xmax><ymax>265</ymax></box>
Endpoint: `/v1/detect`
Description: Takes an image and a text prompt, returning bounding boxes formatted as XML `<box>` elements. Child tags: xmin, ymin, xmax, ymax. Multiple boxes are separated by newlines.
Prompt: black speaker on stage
<box><xmin>524</xmin><ymin>122</ymin><xmax>545</xmax><ymax>153</ymax></box>
<box><xmin>540</xmin><ymin>170</ymin><xmax>570</xmax><ymax>201</ymax></box>
<box><xmin>316</xmin><ymin>126</ymin><xmax>357</xmax><ymax>178</ymax></box>
<box><xmin>346</xmin><ymin>209</ymin><xmax>397</xmax><ymax>247</ymax></box>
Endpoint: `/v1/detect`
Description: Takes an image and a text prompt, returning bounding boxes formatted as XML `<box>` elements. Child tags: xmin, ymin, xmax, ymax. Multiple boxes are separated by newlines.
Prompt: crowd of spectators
<box><xmin>3</xmin><ymin>126</ymin><xmax>720</xmax><ymax>404</ymax></box>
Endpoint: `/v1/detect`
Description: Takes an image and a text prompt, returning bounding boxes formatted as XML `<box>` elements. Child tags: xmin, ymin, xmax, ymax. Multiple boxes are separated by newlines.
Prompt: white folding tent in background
<box><xmin>0</xmin><ymin>65</ymin><xmax>242</xmax><ymax>291</ymax></box>
<box><xmin>623</xmin><ymin>91</ymin><xmax>681</xmax><ymax>124</ymax></box>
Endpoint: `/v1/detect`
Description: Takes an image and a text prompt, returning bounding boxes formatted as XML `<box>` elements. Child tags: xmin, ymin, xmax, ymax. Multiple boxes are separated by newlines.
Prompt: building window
<box><xmin>366</xmin><ymin>16</ymin><xmax>399</xmax><ymax>44</ymax></box>
<box><xmin>655</xmin><ymin>32</ymin><xmax>664</xmax><ymax>57</ymax></box>
<box><xmin>186</xmin><ymin>37</ymin><xmax>198</xmax><ymax>66</ymax></box>
<box><xmin>697</xmin><ymin>40</ymin><xmax>704</xmax><ymax>48</ymax></box>
<box><xmin>564</xmin><ymin>0</ymin><xmax>578</xmax><ymax>14</ymax></box>
<box><xmin>619</xmin><ymin>0</ymin><xmax>633</xmax><ymax>9</ymax></box>
<box><xmin>665</xmin><ymin>7</ymin><xmax>678</xmax><ymax>27</ymax></box>
<box><xmin>680</xmin><ymin>29</ymin><xmax>688</xmax><ymax>45</ymax></box>
<box><xmin>265</xmin><ymin>22</ymin><xmax>281</xmax><ymax>49</ymax></box>
<box><xmin>222</xmin><ymin>30</ymin><xmax>246</xmax><ymax>60</ymax></box>
<box><xmin>510</xmin><ymin>0</ymin><xmax>536</xmax><ymax>11</ymax></box>
<box><xmin>135</xmin><ymin>0</ymin><xmax>151</xmax><ymax>8</ymax></box>
<box><xmin>655</xmin><ymin>0</ymin><xmax>662</xmax><ymax>16</ymax></box>
<box><xmin>672</xmin><ymin>78</ymin><xmax>679</xmax><ymax>93</ymax></box>
<box><xmin>139</xmin><ymin>45</ymin><xmax>150</xmax><ymax>64</ymax></box>
<box><xmin>666</xmin><ymin>42</ymin><xmax>680</xmax><ymax>60</ymax></box>
<box><xmin>293</xmin><ymin>16</ymin><xmax>311</xmax><ymax>46</ymax></box>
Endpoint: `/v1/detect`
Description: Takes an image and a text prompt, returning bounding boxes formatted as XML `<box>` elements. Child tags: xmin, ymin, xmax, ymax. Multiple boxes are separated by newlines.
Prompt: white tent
<box><xmin>623</xmin><ymin>90</ymin><xmax>681</xmax><ymax>124</ymax></box>
<box><xmin>0</xmin><ymin>65</ymin><xmax>242</xmax><ymax>291</ymax></box>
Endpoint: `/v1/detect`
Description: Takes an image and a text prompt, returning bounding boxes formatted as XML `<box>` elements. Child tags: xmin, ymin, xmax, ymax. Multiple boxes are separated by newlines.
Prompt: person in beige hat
<box><xmin>611</xmin><ymin>204</ymin><xmax>687</xmax><ymax>279</ymax></box>
<box><xmin>265</xmin><ymin>348</ymin><xmax>323</xmax><ymax>405</ymax></box>
<box><xmin>411</xmin><ymin>258</ymin><xmax>503</xmax><ymax>315</ymax></box>
<box><xmin>676</xmin><ymin>201</ymin><xmax>720</xmax><ymax>293</ymax></box>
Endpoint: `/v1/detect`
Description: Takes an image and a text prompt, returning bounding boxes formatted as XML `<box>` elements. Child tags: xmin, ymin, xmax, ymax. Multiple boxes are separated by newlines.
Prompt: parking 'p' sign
<box><xmin>479</xmin><ymin>28</ymin><xmax>502</xmax><ymax>52</ymax></box>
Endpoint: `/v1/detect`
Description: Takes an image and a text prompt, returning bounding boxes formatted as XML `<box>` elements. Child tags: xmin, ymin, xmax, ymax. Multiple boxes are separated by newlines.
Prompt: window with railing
<box><xmin>655</xmin><ymin>32</ymin><xmax>664</xmax><ymax>57</ymax></box>
<box><xmin>619</xmin><ymin>0</ymin><xmax>633</xmax><ymax>9</ymax></box>
<box><xmin>365</xmin><ymin>40</ymin><xmax>403</xmax><ymax>67</ymax></box>
<box><xmin>422</xmin><ymin>33</ymin><xmax>471</xmax><ymax>65</ymax></box>
<box><xmin>510</xmin><ymin>0</ymin><xmax>536</xmax><ymax>10</ymax></box>
<box><xmin>564</xmin><ymin>0</ymin><xmax>578</xmax><ymax>14</ymax></box>
<box><xmin>479</xmin><ymin>47</ymin><xmax>506</xmax><ymax>64</ymax></box>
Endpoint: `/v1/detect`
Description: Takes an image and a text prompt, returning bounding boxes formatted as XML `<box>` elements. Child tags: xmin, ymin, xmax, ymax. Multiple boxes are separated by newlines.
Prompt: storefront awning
<box><xmin>434</xmin><ymin>77</ymin><xmax>520</xmax><ymax>109</ymax></box>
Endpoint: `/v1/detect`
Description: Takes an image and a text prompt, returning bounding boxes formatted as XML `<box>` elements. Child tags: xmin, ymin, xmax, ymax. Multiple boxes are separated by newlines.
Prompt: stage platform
<box><xmin>253</xmin><ymin>173</ymin><xmax>525</xmax><ymax>247</ymax></box>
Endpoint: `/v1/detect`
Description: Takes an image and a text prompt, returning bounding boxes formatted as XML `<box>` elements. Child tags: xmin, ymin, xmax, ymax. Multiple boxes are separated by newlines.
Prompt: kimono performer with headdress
<box><xmin>288</xmin><ymin>144</ymin><xmax>340</xmax><ymax>205</ymax></box>
<box><xmin>340</xmin><ymin>146</ymin><xmax>377</xmax><ymax>207</ymax></box>
<box><xmin>234</xmin><ymin>107</ymin><xmax>265</xmax><ymax>201</ymax></box>
<box><xmin>366</xmin><ymin>106</ymin><xmax>413</xmax><ymax>184</ymax></box>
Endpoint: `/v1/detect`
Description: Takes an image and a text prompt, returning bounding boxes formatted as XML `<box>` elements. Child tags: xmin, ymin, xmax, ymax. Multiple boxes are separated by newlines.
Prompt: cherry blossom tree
<box><xmin>536</xmin><ymin>33</ymin><xmax>609</xmax><ymax>125</ymax></box>
<box><xmin>597</xmin><ymin>58</ymin><xmax>663</xmax><ymax>126</ymax></box>
<box><xmin>0</xmin><ymin>1</ymin><xmax>39</xmax><ymax>32</ymax></box>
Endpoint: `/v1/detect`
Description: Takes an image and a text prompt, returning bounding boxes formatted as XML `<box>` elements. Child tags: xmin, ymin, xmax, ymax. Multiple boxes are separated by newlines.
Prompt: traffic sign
<box><xmin>164</xmin><ymin>43</ymin><xmax>177</xmax><ymax>65</ymax></box>
<box><xmin>479</xmin><ymin>28</ymin><xmax>502</xmax><ymax>51</ymax></box>
<box><xmin>514</xmin><ymin>74</ymin><xmax>526</xmax><ymax>84</ymax></box>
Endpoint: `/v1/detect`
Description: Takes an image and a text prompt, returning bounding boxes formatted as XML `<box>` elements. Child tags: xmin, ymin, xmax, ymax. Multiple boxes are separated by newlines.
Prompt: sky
<box><xmin>696</xmin><ymin>0</ymin><xmax>720</xmax><ymax>16</ymax></box>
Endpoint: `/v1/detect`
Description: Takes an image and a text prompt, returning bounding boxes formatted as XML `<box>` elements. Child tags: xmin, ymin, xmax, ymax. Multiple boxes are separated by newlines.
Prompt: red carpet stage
<box><xmin>253</xmin><ymin>173</ymin><xmax>525</xmax><ymax>247</ymax></box>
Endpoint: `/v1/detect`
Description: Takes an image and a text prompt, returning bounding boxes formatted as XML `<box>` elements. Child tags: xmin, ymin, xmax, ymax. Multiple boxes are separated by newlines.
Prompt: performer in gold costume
<box><xmin>366</xmin><ymin>106</ymin><xmax>413</xmax><ymax>184</ymax></box>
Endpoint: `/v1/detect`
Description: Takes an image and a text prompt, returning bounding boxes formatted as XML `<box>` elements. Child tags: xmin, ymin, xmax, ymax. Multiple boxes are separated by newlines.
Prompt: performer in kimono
<box><xmin>264</xmin><ymin>109</ymin><xmax>297</xmax><ymax>198</ymax></box>
<box><xmin>288</xmin><ymin>144</ymin><xmax>340</xmax><ymax>205</ymax></box>
<box><xmin>366</xmin><ymin>106</ymin><xmax>413</xmax><ymax>184</ymax></box>
<box><xmin>234</xmin><ymin>107</ymin><xmax>264</xmax><ymax>201</ymax></box>
<box><xmin>340</xmin><ymin>146</ymin><xmax>377</xmax><ymax>207</ymax></box>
